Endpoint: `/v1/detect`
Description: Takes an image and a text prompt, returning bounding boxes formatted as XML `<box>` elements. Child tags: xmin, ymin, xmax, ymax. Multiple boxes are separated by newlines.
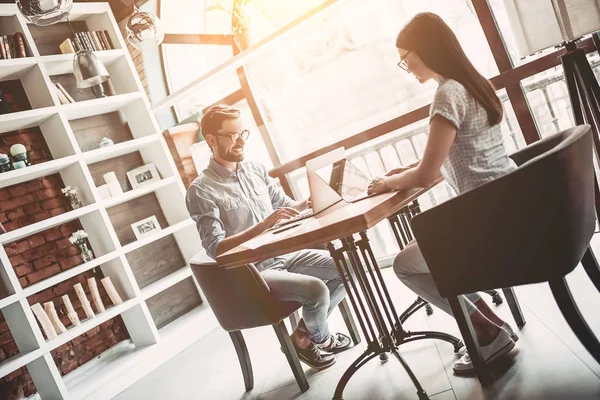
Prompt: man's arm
<box><xmin>186</xmin><ymin>182</ymin><xmax>300</xmax><ymax>259</ymax></box>
<box><xmin>260</xmin><ymin>163</ymin><xmax>309</xmax><ymax>210</ymax></box>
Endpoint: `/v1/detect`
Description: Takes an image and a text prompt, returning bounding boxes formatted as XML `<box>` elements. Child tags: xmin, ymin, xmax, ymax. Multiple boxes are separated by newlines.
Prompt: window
<box><xmin>160</xmin><ymin>0</ymin><xmax>231</xmax><ymax>34</ymax></box>
<box><xmin>245</xmin><ymin>0</ymin><xmax>499</xmax><ymax>163</ymax></box>
<box><xmin>521</xmin><ymin>52</ymin><xmax>600</xmax><ymax>138</ymax></box>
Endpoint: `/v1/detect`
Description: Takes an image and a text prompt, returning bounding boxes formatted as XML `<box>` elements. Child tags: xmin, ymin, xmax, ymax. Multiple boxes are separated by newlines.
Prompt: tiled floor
<box><xmin>115</xmin><ymin>242</ymin><xmax>600</xmax><ymax>400</ymax></box>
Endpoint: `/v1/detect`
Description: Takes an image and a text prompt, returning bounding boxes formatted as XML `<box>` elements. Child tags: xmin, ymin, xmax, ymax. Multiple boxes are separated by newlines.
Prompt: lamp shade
<box><xmin>504</xmin><ymin>0</ymin><xmax>600</xmax><ymax>58</ymax></box>
<box><xmin>16</xmin><ymin>0</ymin><xmax>72</xmax><ymax>26</ymax></box>
<box><xmin>126</xmin><ymin>10</ymin><xmax>165</xmax><ymax>50</ymax></box>
<box><xmin>73</xmin><ymin>50</ymin><xmax>110</xmax><ymax>88</ymax></box>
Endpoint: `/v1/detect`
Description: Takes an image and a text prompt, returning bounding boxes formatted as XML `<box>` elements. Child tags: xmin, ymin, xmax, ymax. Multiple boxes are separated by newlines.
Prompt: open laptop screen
<box><xmin>315</xmin><ymin>158</ymin><xmax>371</xmax><ymax>202</ymax></box>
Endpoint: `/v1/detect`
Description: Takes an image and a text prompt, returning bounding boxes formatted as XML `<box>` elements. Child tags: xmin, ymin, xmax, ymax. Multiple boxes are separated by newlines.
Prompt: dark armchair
<box><xmin>190</xmin><ymin>256</ymin><xmax>360</xmax><ymax>394</ymax></box>
<box><xmin>412</xmin><ymin>125</ymin><xmax>600</xmax><ymax>382</ymax></box>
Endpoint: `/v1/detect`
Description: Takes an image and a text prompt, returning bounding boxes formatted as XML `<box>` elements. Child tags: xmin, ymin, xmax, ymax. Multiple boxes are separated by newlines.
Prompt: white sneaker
<box><xmin>453</xmin><ymin>328</ymin><xmax>515</xmax><ymax>374</ymax></box>
<box><xmin>502</xmin><ymin>322</ymin><xmax>519</xmax><ymax>342</ymax></box>
<box><xmin>456</xmin><ymin>322</ymin><xmax>518</xmax><ymax>357</ymax></box>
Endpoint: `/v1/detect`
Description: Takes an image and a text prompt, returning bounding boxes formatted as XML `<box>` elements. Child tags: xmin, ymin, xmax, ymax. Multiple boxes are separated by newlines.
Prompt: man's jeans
<box><xmin>261</xmin><ymin>249</ymin><xmax>345</xmax><ymax>344</ymax></box>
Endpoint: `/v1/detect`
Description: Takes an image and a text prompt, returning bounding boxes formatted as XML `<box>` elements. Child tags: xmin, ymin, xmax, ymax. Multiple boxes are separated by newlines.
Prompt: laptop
<box><xmin>272</xmin><ymin>148</ymin><xmax>347</xmax><ymax>229</ymax></box>
<box><xmin>273</xmin><ymin>148</ymin><xmax>374</xmax><ymax>228</ymax></box>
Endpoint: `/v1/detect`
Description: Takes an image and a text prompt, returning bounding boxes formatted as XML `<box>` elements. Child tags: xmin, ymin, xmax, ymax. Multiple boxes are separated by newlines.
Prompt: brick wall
<box><xmin>0</xmin><ymin>84</ymin><xmax>130</xmax><ymax>398</ymax></box>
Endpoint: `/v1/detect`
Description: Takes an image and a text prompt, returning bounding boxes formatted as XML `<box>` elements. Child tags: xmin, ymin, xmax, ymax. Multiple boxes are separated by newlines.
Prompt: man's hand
<box><xmin>261</xmin><ymin>207</ymin><xmax>300</xmax><ymax>229</ymax></box>
<box><xmin>367</xmin><ymin>176</ymin><xmax>390</xmax><ymax>195</ymax></box>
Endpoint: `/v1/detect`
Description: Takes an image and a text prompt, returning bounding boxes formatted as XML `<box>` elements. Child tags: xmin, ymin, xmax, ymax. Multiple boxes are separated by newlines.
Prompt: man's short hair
<box><xmin>200</xmin><ymin>104</ymin><xmax>241</xmax><ymax>140</ymax></box>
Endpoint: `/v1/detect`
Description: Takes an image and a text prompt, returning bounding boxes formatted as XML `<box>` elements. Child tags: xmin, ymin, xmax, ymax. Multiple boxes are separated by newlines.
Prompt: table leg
<box><xmin>327</xmin><ymin>229</ymin><xmax>460</xmax><ymax>400</ymax></box>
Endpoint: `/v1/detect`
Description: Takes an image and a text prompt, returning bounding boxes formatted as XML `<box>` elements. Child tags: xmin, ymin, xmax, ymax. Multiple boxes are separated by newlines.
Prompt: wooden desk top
<box><xmin>216</xmin><ymin>179</ymin><xmax>441</xmax><ymax>267</ymax></box>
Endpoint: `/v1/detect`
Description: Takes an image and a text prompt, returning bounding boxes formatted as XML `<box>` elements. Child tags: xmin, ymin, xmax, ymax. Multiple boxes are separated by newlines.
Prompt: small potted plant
<box><xmin>62</xmin><ymin>186</ymin><xmax>83</xmax><ymax>209</ymax></box>
<box><xmin>69</xmin><ymin>230</ymin><xmax>94</xmax><ymax>263</ymax></box>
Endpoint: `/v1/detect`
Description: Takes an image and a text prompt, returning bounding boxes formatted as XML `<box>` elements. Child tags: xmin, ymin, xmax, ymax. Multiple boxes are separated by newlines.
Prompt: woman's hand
<box><xmin>367</xmin><ymin>176</ymin><xmax>390</xmax><ymax>195</ymax></box>
<box><xmin>385</xmin><ymin>166</ymin><xmax>411</xmax><ymax>177</ymax></box>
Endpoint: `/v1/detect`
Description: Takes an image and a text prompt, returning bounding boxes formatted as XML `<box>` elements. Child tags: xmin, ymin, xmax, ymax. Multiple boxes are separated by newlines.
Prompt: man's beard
<box><xmin>217</xmin><ymin>143</ymin><xmax>244</xmax><ymax>162</ymax></box>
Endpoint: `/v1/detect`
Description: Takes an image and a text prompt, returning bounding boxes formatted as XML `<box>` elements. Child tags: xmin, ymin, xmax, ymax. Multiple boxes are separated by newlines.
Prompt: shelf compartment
<box><xmin>87</xmin><ymin>140</ymin><xmax>175</xmax><ymax>197</ymax></box>
<box><xmin>122</xmin><ymin>219</ymin><xmax>195</xmax><ymax>254</ymax></box>
<box><xmin>22</xmin><ymin>252</ymin><xmax>120</xmax><ymax>299</ymax></box>
<box><xmin>0</xmin><ymin>63</ymin><xmax>54</xmax><ymax>110</ymax></box>
<box><xmin>0</xmin><ymin>113</ymin><xmax>77</xmax><ymax>169</ymax></box>
<box><xmin>141</xmin><ymin>266</ymin><xmax>192</xmax><ymax>300</ymax></box>
<box><xmin>66</xmin><ymin>96</ymin><xmax>159</xmax><ymax>154</ymax></box>
<box><xmin>41</xmin><ymin>299</ymin><xmax>137</xmax><ymax>352</ymax></box>
<box><xmin>0</xmin><ymin>14</ymin><xmax>34</xmax><ymax>59</ymax></box>
<box><xmin>0</xmin><ymin>204</ymin><xmax>98</xmax><ymax>245</ymax></box>
<box><xmin>45</xmin><ymin>55</ymin><xmax>139</xmax><ymax>104</ymax></box>
<box><xmin>127</xmin><ymin>233</ymin><xmax>188</xmax><ymax>290</ymax></box>
<box><xmin>0</xmin><ymin>351</ymin><xmax>39</xmax><ymax>383</ymax></box>
<box><xmin>146</xmin><ymin>277</ymin><xmax>202</xmax><ymax>330</ymax></box>
<box><xmin>27</xmin><ymin>11</ymin><xmax>121</xmax><ymax>57</ymax></box>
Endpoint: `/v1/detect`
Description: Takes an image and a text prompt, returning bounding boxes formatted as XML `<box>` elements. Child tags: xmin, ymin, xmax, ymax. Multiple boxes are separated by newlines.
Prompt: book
<box><xmin>96</xmin><ymin>31</ymin><xmax>108</xmax><ymax>50</ymax></box>
<box><xmin>8</xmin><ymin>36</ymin><xmax>16</xmax><ymax>58</ymax></box>
<box><xmin>91</xmin><ymin>31</ymin><xmax>103</xmax><ymax>51</ymax></box>
<box><xmin>83</xmin><ymin>32</ymin><xmax>94</xmax><ymax>51</ymax></box>
<box><xmin>55</xmin><ymin>82</ymin><xmax>75</xmax><ymax>103</ymax></box>
<box><xmin>0</xmin><ymin>37</ymin><xmax>6</xmax><ymax>60</ymax></box>
<box><xmin>3</xmin><ymin>36</ymin><xmax>11</xmax><ymax>59</ymax></box>
<box><xmin>72</xmin><ymin>35</ymin><xmax>83</xmax><ymax>52</ymax></box>
<box><xmin>59</xmin><ymin>38</ymin><xmax>75</xmax><ymax>54</ymax></box>
<box><xmin>55</xmin><ymin>85</ymin><xmax>70</xmax><ymax>105</ymax></box>
<box><xmin>14</xmin><ymin>32</ymin><xmax>26</xmax><ymax>58</ymax></box>
<box><xmin>86</xmin><ymin>32</ymin><xmax>98</xmax><ymax>51</ymax></box>
<box><xmin>102</xmin><ymin>31</ymin><xmax>114</xmax><ymax>50</ymax></box>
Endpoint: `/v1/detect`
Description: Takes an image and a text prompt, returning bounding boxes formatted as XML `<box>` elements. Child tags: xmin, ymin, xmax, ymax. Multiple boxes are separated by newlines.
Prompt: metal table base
<box><xmin>327</xmin><ymin>231</ymin><xmax>462</xmax><ymax>400</ymax></box>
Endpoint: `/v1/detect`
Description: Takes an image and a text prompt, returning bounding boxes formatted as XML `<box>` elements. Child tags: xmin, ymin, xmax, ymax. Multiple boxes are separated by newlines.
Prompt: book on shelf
<box><xmin>55</xmin><ymin>82</ymin><xmax>75</xmax><ymax>103</ymax></box>
<box><xmin>55</xmin><ymin>85</ymin><xmax>70</xmax><ymax>105</ymax></box>
<box><xmin>60</xmin><ymin>31</ymin><xmax>115</xmax><ymax>54</ymax></box>
<box><xmin>0</xmin><ymin>33</ymin><xmax>27</xmax><ymax>59</ymax></box>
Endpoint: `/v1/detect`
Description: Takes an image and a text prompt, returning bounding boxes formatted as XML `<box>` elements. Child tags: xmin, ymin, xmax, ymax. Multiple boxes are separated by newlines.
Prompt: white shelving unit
<box><xmin>0</xmin><ymin>4</ymin><xmax>208</xmax><ymax>399</ymax></box>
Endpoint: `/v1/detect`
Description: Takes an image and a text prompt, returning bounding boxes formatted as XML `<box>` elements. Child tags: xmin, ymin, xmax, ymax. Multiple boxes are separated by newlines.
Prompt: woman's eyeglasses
<box><xmin>216</xmin><ymin>129</ymin><xmax>250</xmax><ymax>143</ymax></box>
<box><xmin>397</xmin><ymin>51</ymin><xmax>411</xmax><ymax>72</ymax></box>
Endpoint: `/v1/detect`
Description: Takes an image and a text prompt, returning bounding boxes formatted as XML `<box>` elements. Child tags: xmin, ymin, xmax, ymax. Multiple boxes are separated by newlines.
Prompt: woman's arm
<box><xmin>369</xmin><ymin>115</ymin><xmax>457</xmax><ymax>194</ymax></box>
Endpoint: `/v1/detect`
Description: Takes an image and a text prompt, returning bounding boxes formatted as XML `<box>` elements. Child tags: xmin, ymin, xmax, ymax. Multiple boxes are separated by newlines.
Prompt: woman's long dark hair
<box><xmin>397</xmin><ymin>12</ymin><xmax>503</xmax><ymax>125</ymax></box>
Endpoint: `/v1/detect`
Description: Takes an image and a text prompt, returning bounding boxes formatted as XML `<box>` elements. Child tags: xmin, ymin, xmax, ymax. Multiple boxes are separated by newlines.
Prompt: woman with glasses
<box><xmin>367</xmin><ymin>12</ymin><xmax>518</xmax><ymax>374</ymax></box>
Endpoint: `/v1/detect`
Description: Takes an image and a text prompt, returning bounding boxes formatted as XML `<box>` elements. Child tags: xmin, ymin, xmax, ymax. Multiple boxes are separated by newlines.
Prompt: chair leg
<box><xmin>483</xmin><ymin>289</ymin><xmax>504</xmax><ymax>305</ymax></box>
<box><xmin>289</xmin><ymin>310</ymin><xmax>300</xmax><ymax>332</ymax></box>
<box><xmin>581</xmin><ymin>247</ymin><xmax>600</xmax><ymax>293</ymax></box>
<box><xmin>272</xmin><ymin>321</ymin><xmax>309</xmax><ymax>393</ymax></box>
<box><xmin>338</xmin><ymin>298</ymin><xmax>361</xmax><ymax>345</ymax></box>
<box><xmin>229</xmin><ymin>331</ymin><xmax>254</xmax><ymax>391</ymax></box>
<box><xmin>448</xmin><ymin>296</ymin><xmax>493</xmax><ymax>385</ymax></box>
<box><xmin>549</xmin><ymin>277</ymin><xmax>600</xmax><ymax>365</ymax></box>
<box><xmin>502</xmin><ymin>287</ymin><xmax>526</xmax><ymax>328</ymax></box>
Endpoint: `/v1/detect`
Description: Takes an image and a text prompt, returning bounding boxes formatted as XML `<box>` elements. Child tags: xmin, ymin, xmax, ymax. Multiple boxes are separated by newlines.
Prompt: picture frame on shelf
<box><xmin>126</xmin><ymin>163</ymin><xmax>160</xmax><ymax>189</ymax></box>
<box><xmin>131</xmin><ymin>215</ymin><xmax>161</xmax><ymax>240</ymax></box>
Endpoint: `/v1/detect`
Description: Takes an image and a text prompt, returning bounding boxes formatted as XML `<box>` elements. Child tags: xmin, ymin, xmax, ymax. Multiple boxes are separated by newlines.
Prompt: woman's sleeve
<box><xmin>430</xmin><ymin>82</ymin><xmax>468</xmax><ymax>130</ymax></box>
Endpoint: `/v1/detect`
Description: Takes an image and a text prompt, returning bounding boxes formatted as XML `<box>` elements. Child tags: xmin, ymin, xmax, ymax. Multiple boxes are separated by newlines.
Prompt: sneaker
<box><xmin>502</xmin><ymin>322</ymin><xmax>519</xmax><ymax>342</ymax></box>
<box><xmin>318</xmin><ymin>333</ymin><xmax>352</xmax><ymax>354</ymax></box>
<box><xmin>456</xmin><ymin>322</ymin><xmax>519</xmax><ymax>357</ymax></box>
<box><xmin>293</xmin><ymin>341</ymin><xmax>336</xmax><ymax>370</ymax></box>
<box><xmin>453</xmin><ymin>328</ymin><xmax>515</xmax><ymax>374</ymax></box>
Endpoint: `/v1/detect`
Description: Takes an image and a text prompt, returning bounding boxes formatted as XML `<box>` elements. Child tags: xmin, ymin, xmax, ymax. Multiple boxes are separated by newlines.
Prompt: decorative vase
<box><xmin>77</xmin><ymin>241</ymin><xmax>94</xmax><ymax>263</ymax></box>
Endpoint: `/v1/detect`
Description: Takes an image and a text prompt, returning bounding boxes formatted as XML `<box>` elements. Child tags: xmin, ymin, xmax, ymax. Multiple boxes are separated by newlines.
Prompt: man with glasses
<box><xmin>186</xmin><ymin>105</ymin><xmax>351</xmax><ymax>369</ymax></box>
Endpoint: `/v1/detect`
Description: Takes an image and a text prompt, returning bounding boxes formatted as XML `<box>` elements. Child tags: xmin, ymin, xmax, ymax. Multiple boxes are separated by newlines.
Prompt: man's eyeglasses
<box><xmin>215</xmin><ymin>129</ymin><xmax>250</xmax><ymax>143</ymax></box>
<box><xmin>397</xmin><ymin>51</ymin><xmax>411</xmax><ymax>72</ymax></box>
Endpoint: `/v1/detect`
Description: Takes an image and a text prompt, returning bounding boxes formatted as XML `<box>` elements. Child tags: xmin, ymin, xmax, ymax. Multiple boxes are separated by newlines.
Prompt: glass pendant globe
<box><xmin>126</xmin><ymin>10</ymin><xmax>165</xmax><ymax>50</ymax></box>
<box><xmin>17</xmin><ymin>0</ymin><xmax>72</xmax><ymax>26</ymax></box>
